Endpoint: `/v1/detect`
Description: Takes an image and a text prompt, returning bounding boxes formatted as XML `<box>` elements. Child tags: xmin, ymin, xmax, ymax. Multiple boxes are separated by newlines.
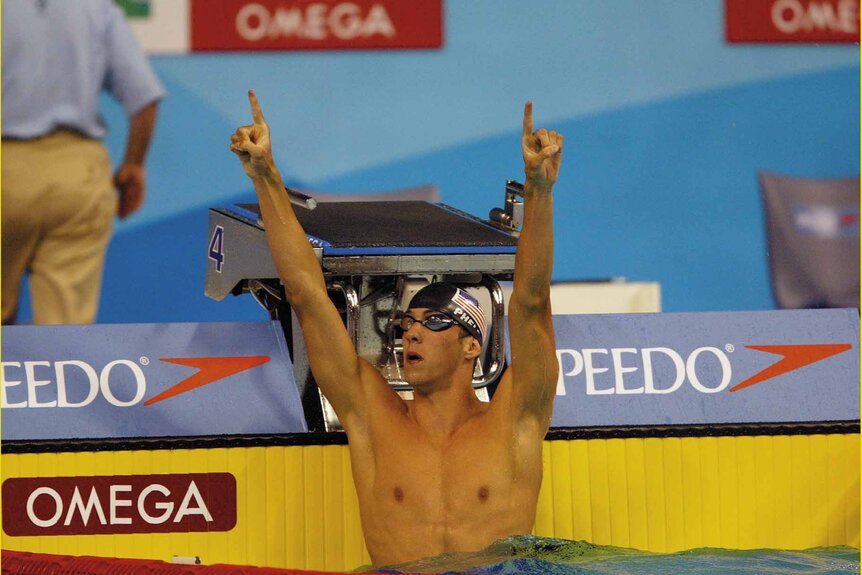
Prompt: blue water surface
<box><xmin>369</xmin><ymin>535</ymin><xmax>860</xmax><ymax>575</ymax></box>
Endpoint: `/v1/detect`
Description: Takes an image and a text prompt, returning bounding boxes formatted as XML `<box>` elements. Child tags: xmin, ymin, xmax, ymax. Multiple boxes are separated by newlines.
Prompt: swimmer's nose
<box><xmin>404</xmin><ymin>323</ymin><xmax>421</xmax><ymax>341</ymax></box>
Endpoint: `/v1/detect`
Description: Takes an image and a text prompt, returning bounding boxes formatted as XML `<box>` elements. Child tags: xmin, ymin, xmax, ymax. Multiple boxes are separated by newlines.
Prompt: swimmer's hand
<box><xmin>521</xmin><ymin>101</ymin><xmax>563</xmax><ymax>190</ymax></box>
<box><xmin>230</xmin><ymin>90</ymin><xmax>276</xmax><ymax>179</ymax></box>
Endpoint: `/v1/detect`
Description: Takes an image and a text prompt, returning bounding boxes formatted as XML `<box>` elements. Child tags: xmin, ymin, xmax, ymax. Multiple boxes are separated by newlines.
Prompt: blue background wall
<box><xmin>17</xmin><ymin>0</ymin><xmax>859</xmax><ymax>323</ymax></box>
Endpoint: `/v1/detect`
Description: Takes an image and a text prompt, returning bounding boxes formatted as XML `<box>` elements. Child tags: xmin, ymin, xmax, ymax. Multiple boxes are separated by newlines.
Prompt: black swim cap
<box><xmin>407</xmin><ymin>283</ymin><xmax>487</xmax><ymax>343</ymax></box>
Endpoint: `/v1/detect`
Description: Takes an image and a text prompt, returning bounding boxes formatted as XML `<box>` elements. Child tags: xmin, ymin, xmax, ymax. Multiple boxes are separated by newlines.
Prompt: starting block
<box><xmin>205</xmin><ymin>184</ymin><xmax>524</xmax><ymax>430</ymax></box>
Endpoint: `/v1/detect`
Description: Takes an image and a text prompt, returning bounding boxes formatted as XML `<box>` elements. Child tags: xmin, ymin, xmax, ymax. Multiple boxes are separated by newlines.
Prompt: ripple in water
<box><xmin>364</xmin><ymin>535</ymin><xmax>860</xmax><ymax>575</ymax></box>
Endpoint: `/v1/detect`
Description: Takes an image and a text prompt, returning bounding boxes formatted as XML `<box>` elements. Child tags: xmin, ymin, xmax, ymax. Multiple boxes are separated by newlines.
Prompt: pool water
<box><xmin>370</xmin><ymin>535</ymin><xmax>860</xmax><ymax>574</ymax></box>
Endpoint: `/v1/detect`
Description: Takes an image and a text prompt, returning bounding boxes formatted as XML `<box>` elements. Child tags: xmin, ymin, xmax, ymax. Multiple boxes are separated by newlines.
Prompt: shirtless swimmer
<box><xmin>230</xmin><ymin>92</ymin><xmax>562</xmax><ymax>566</ymax></box>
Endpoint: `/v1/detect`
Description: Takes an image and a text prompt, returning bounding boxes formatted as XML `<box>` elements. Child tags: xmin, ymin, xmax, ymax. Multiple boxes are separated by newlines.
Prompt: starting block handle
<box><xmin>286</xmin><ymin>187</ymin><xmax>318</xmax><ymax>211</ymax></box>
<box><xmin>505</xmin><ymin>179</ymin><xmax>524</xmax><ymax>198</ymax></box>
<box><xmin>489</xmin><ymin>180</ymin><xmax>525</xmax><ymax>231</ymax></box>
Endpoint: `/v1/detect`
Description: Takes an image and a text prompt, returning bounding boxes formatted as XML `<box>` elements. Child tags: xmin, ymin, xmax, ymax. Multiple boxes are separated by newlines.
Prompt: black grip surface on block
<box><xmin>237</xmin><ymin>201</ymin><xmax>518</xmax><ymax>248</ymax></box>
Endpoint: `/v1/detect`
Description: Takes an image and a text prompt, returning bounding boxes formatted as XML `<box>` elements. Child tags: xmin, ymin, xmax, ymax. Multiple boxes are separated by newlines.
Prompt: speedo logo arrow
<box><xmin>144</xmin><ymin>356</ymin><xmax>270</xmax><ymax>405</ymax></box>
<box><xmin>729</xmin><ymin>344</ymin><xmax>852</xmax><ymax>392</ymax></box>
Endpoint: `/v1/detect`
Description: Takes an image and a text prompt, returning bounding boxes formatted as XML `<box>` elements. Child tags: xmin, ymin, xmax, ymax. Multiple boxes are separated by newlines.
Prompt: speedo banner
<box><xmin>519</xmin><ymin>308</ymin><xmax>859</xmax><ymax>427</ymax></box>
<box><xmin>1</xmin><ymin>322</ymin><xmax>307</xmax><ymax>440</ymax></box>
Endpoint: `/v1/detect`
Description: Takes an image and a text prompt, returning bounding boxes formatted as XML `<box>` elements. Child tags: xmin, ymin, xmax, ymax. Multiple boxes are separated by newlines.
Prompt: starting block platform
<box><xmin>206</xmin><ymin>200</ymin><xmax>519</xmax><ymax>301</ymax></box>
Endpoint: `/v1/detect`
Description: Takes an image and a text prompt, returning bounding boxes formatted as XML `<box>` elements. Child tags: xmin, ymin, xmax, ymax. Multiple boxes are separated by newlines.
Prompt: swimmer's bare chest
<box><xmin>346</xmin><ymin>400</ymin><xmax>544</xmax><ymax>565</ymax></box>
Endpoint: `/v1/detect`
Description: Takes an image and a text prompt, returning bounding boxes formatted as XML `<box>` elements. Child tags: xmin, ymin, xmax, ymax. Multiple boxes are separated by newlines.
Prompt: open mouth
<box><xmin>405</xmin><ymin>351</ymin><xmax>423</xmax><ymax>365</ymax></box>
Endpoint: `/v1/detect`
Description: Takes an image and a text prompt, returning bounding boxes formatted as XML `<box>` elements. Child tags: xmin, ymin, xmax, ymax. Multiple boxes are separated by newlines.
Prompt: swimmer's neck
<box><xmin>408</xmin><ymin>377</ymin><xmax>487</xmax><ymax>444</ymax></box>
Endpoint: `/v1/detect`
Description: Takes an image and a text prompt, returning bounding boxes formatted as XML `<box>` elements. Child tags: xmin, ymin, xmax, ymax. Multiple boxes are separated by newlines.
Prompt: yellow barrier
<box><xmin>2</xmin><ymin>433</ymin><xmax>858</xmax><ymax>571</ymax></box>
<box><xmin>536</xmin><ymin>434</ymin><xmax>860</xmax><ymax>551</ymax></box>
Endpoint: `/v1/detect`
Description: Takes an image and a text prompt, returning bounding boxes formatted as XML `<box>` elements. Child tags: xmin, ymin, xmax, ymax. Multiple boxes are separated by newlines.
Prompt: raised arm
<box><xmin>506</xmin><ymin>101</ymin><xmax>562</xmax><ymax>432</ymax></box>
<box><xmin>229</xmin><ymin>91</ymin><xmax>378</xmax><ymax>427</ymax></box>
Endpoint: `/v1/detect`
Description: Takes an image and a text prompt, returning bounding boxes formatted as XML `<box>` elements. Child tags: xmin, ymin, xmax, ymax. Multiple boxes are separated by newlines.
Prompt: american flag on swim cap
<box><xmin>451</xmin><ymin>288</ymin><xmax>487</xmax><ymax>342</ymax></box>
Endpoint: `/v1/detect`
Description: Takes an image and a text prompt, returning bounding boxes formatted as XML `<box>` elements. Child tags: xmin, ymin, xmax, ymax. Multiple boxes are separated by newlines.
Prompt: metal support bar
<box><xmin>317</xmin><ymin>280</ymin><xmax>361</xmax><ymax>431</ymax></box>
<box><xmin>476</xmin><ymin>274</ymin><xmax>506</xmax><ymax>389</ymax></box>
<box><xmin>329</xmin><ymin>280</ymin><xmax>360</xmax><ymax>344</ymax></box>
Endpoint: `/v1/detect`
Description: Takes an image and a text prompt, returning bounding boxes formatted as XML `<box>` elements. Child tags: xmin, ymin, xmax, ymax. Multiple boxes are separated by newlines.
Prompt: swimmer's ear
<box><xmin>463</xmin><ymin>336</ymin><xmax>482</xmax><ymax>360</ymax></box>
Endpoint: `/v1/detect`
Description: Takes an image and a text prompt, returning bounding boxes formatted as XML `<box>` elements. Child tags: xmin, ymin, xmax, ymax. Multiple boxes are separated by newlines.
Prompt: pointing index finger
<box><xmin>523</xmin><ymin>101</ymin><xmax>534</xmax><ymax>137</ymax></box>
<box><xmin>248</xmin><ymin>90</ymin><xmax>266</xmax><ymax>126</ymax></box>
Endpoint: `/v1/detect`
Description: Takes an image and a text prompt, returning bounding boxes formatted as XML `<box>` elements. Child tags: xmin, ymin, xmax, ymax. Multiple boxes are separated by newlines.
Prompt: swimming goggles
<box><xmin>399</xmin><ymin>312</ymin><xmax>458</xmax><ymax>332</ymax></box>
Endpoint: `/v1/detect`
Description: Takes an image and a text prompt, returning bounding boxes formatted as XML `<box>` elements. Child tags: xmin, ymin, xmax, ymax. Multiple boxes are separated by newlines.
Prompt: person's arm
<box><xmin>115</xmin><ymin>101</ymin><xmax>158</xmax><ymax>218</ymax></box>
<box><xmin>506</xmin><ymin>101</ymin><xmax>562</xmax><ymax>433</ymax></box>
<box><xmin>230</xmin><ymin>91</ymin><xmax>378</xmax><ymax>428</ymax></box>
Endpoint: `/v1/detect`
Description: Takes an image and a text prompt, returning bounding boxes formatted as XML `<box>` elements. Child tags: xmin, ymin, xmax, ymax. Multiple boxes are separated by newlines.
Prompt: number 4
<box><xmin>209</xmin><ymin>225</ymin><xmax>225</xmax><ymax>272</ymax></box>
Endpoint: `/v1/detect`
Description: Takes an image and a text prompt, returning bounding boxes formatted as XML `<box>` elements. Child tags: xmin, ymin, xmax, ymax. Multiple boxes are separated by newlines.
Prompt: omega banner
<box><xmin>2</xmin><ymin>473</ymin><xmax>236</xmax><ymax>536</ymax></box>
<box><xmin>726</xmin><ymin>0</ymin><xmax>860</xmax><ymax>43</ymax></box>
<box><xmin>1</xmin><ymin>322</ymin><xmax>307</xmax><ymax>440</ymax></box>
<box><xmin>541</xmin><ymin>308</ymin><xmax>859</xmax><ymax>427</ymax></box>
<box><xmin>190</xmin><ymin>0</ymin><xmax>443</xmax><ymax>51</ymax></box>
<box><xmin>123</xmin><ymin>0</ymin><xmax>443</xmax><ymax>54</ymax></box>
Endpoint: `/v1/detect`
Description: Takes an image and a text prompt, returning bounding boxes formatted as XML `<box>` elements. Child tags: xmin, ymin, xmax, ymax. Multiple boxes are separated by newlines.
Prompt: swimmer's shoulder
<box><xmin>356</xmin><ymin>358</ymin><xmax>410</xmax><ymax>413</ymax></box>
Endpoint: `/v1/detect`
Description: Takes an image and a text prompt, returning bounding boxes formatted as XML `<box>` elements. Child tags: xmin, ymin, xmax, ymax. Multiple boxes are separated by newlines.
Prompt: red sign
<box><xmin>726</xmin><ymin>0</ymin><xmax>860</xmax><ymax>43</ymax></box>
<box><xmin>2</xmin><ymin>473</ymin><xmax>236</xmax><ymax>536</ymax></box>
<box><xmin>190</xmin><ymin>0</ymin><xmax>443</xmax><ymax>51</ymax></box>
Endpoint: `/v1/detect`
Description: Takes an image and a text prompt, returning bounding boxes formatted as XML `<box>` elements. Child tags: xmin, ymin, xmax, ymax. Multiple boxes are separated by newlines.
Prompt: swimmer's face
<box><xmin>401</xmin><ymin>308</ymin><xmax>477</xmax><ymax>387</ymax></box>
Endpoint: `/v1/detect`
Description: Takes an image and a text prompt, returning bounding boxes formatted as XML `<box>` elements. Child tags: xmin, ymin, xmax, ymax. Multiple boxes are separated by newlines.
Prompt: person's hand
<box><xmin>230</xmin><ymin>90</ymin><xmax>275</xmax><ymax>179</ymax></box>
<box><xmin>114</xmin><ymin>163</ymin><xmax>146</xmax><ymax>218</ymax></box>
<box><xmin>521</xmin><ymin>101</ymin><xmax>563</xmax><ymax>189</ymax></box>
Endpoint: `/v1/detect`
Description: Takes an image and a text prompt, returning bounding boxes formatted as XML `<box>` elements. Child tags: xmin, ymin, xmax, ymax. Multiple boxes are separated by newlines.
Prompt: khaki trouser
<box><xmin>2</xmin><ymin>131</ymin><xmax>117</xmax><ymax>324</ymax></box>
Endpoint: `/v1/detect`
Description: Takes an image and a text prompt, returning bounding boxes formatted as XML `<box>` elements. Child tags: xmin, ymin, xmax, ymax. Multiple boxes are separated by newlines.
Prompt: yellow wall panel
<box><xmin>752</xmin><ymin>435</ymin><xmax>775</xmax><ymax>546</ymax></box>
<box><xmin>826</xmin><ymin>434</ymin><xmax>847</xmax><ymax>546</ymax></box>
<box><xmin>807</xmin><ymin>435</ymin><xmax>829</xmax><ymax>548</ymax></box>
<box><xmin>569</xmin><ymin>440</ymin><xmax>593</xmax><ymax>544</ymax></box>
<box><xmin>605</xmin><ymin>439</ymin><xmax>630</xmax><ymax>548</ymax></box>
<box><xmin>699</xmin><ymin>437</ymin><xmax>720</xmax><ymax>546</ymax></box>
<box><xmin>586</xmin><ymin>439</ymin><xmax>611</xmax><ymax>545</ymax></box>
<box><xmin>790</xmin><ymin>437</ymin><xmax>813</xmax><ymax>549</ymax></box>
<box><xmin>734</xmin><ymin>436</ymin><xmax>757</xmax><ymax>550</ymax></box>
<box><xmin>322</xmin><ymin>445</ymin><xmax>345</xmax><ymax>572</ymax></box>
<box><xmin>662</xmin><ymin>438</ymin><xmax>685</xmax><ymax>551</ymax></box>
<box><xmin>282</xmin><ymin>447</ymin><xmax>306</xmax><ymax>567</ymax></box>
<box><xmin>679</xmin><ymin>437</ymin><xmax>703</xmax><ymax>550</ymax></box>
<box><xmin>717</xmin><ymin>437</ymin><xmax>740</xmax><ymax>549</ymax></box>
<box><xmin>264</xmin><ymin>447</ymin><xmax>286</xmax><ymax>568</ymax></box>
<box><xmin>301</xmin><ymin>444</ymin><xmax>325</xmax><ymax>571</ymax></box>
<box><xmin>642</xmin><ymin>437</ymin><xmax>668</xmax><ymax>552</ymax></box>
<box><xmin>549</xmin><ymin>440</ymin><xmax>574</xmax><ymax>540</ymax></box>
<box><xmin>623</xmin><ymin>439</ymin><xmax>648</xmax><ymax>552</ymax></box>
<box><xmin>1</xmin><ymin>433</ymin><xmax>858</xmax><ymax>571</ymax></box>
<box><xmin>845</xmin><ymin>435</ymin><xmax>860</xmax><ymax>548</ymax></box>
<box><xmin>534</xmin><ymin>442</ymin><xmax>554</xmax><ymax>537</ymax></box>
<box><xmin>773</xmin><ymin>436</ymin><xmax>795</xmax><ymax>550</ymax></box>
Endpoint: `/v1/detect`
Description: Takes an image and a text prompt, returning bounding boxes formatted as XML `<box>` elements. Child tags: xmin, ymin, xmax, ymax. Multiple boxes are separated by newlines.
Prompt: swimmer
<box><xmin>230</xmin><ymin>92</ymin><xmax>562</xmax><ymax>566</ymax></box>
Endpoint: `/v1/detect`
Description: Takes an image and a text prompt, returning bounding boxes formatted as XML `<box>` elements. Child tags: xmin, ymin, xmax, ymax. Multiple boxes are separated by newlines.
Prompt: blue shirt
<box><xmin>2</xmin><ymin>0</ymin><xmax>165</xmax><ymax>139</ymax></box>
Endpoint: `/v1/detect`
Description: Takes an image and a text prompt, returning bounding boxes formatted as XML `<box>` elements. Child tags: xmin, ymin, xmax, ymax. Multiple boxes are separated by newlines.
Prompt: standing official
<box><xmin>2</xmin><ymin>0</ymin><xmax>165</xmax><ymax>324</ymax></box>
